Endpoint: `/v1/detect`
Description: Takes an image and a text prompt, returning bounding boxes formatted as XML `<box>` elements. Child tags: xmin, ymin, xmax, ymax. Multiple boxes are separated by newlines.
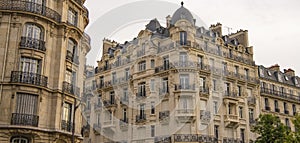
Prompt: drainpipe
<box><xmin>0</xmin><ymin>14</ymin><xmax>11</xmax><ymax>104</ymax></box>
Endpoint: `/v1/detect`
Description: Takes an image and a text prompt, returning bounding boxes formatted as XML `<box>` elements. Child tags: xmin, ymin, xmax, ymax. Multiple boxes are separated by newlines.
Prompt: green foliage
<box><xmin>251</xmin><ymin>114</ymin><xmax>290</xmax><ymax>143</ymax></box>
<box><xmin>288</xmin><ymin>113</ymin><xmax>300</xmax><ymax>143</ymax></box>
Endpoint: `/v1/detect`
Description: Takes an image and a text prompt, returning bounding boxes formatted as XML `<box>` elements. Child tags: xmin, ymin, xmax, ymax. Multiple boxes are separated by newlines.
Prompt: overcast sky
<box><xmin>84</xmin><ymin>0</ymin><xmax>300</xmax><ymax>75</ymax></box>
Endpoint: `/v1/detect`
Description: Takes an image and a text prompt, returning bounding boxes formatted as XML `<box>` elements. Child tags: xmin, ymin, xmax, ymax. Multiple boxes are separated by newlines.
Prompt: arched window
<box><xmin>11</xmin><ymin>136</ymin><xmax>29</xmax><ymax>143</ymax></box>
<box><xmin>24</xmin><ymin>23</ymin><xmax>43</xmax><ymax>40</ymax></box>
<box><xmin>68</xmin><ymin>39</ymin><xmax>77</xmax><ymax>55</ymax></box>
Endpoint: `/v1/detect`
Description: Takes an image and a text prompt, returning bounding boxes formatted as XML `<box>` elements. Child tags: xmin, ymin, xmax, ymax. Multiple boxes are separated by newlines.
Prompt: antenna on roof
<box><xmin>181</xmin><ymin>1</ymin><xmax>184</xmax><ymax>7</ymax></box>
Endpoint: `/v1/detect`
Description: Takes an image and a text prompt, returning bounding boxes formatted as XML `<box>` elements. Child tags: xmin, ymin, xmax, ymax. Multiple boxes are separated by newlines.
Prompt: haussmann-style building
<box><xmin>0</xmin><ymin>0</ymin><xmax>91</xmax><ymax>142</ymax></box>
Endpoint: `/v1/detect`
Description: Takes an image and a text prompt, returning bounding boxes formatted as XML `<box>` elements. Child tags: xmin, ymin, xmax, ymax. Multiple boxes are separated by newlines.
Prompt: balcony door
<box><xmin>26</xmin><ymin>0</ymin><xmax>45</xmax><ymax>15</ymax></box>
<box><xmin>180</xmin><ymin>74</ymin><xmax>189</xmax><ymax>89</ymax></box>
<box><xmin>20</xmin><ymin>57</ymin><xmax>41</xmax><ymax>74</ymax></box>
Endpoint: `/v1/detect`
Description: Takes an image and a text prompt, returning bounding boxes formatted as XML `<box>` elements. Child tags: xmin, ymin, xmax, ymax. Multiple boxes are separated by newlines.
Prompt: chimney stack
<box><xmin>284</xmin><ymin>68</ymin><xmax>295</xmax><ymax>76</ymax></box>
<box><xmin>268</xmin><ymin>64</ymin><xmax>280</xmax><ymax>71</ymax></box>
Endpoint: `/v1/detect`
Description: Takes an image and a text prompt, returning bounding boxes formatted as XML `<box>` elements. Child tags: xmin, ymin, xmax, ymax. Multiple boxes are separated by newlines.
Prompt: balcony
<box><xmin>223</xmin><ymin>92</ymin><xmax>239</xmax><ymax>101</ymax></box>
<box><xmin>61</xmin><ymin>120</ymin><xmax>73</xmax><ymax>132</ymax></box>
<box><xmin>223</xmin><ymin>138</ymin><xmax>242</xmax><ymax>143</ymax></box>
<box><xmin>247</xmin><ymin>97</ymin><xmax>256</xmax><ymax>106</ymax></box>
<box><xmin>0</xmin><ymin>1</ymin><xmax>61</xmax><ymax>22</ymax></box>
<box><xmin>120</xmin><ymin>98</ymin><xmax>129</xmax><ymax>106</ymax></box>
<box><xmin>103</xmin><ymin>100</ymin><xmax>117</xmax><ymax>108</ymax></box>
<box><xmin>155</xmin><ymin>65</ymin><xmax>171</xmax><ymax>73</ymax></box>
<box><xmin>260</xmin><ymin>87</ymin><xmax>300</xmax><ymax>102</ymax></box>
<box><xmin>136</xmin><ymin>115</ymin><xmax>147</xmax><ymax>123</ymax></box>
<box><xmin>154</xmin><ymin>136</ymin><xmax>171</xmax><ymax>143</ymax></box>
<box><xmin>102</xmin><ymin>120</ymin><xmax>116</xmax><ymax>132</ymax></box>
<box><xmin>159</xmin><ymin>111</ymin><xmax>170</xmax><ymax>121</ymax></box>
<box><xmin>66</xmin><ymin>51</ymin><xmax>79</xmax><ymax>65</ymax></box>
<box><xmin>94</xmin><ymin>103</ymin><xmax>102</xmax><ymax>110</ymax></box>
<box><xmin>284</xmin><ymin>110</ymin><xmax>290</xmax><ymax>115</ymax></box>
<box><xmin>175</xmin><ymin>109</ymin><xmax>196</xmax><ymax>122</ymax></box>
<box><xmin>174</xmin><ymin>134</ymin><xmax>198</xmax><ymax>142</ymax></box>
<box><xmin>200</xmin><ymin>110</ymin><xmax>211</xmax><ymax>124</ymax></box>
<box><xmin>119</xmin><ymin>118</ymin><xmax>128</xmax><ymax>129</ymax></box>
<box><xmin>10</xmin><ymin>71</ymin><xmax>48</xmax><ymax>87</ymax></box>
<box><xmin>224</xmin><ymin>114</ymin><xmax>239</xmax><ymax>127</ymax></box>
<box><xmin>159</xmin><ymin>88</ymin><xmax>169</xmax><ymax>98</ymax></box>
<box><xmin>199</xmin><ymin>87</ymin><xmax>209</xmax><ymax>97</ymax></box>
<box><xmin>198</xmin><ymin>135</ymin><xmax>218</xmax><ymax>143</ymax></box>
<box><xmin>11</xmin><ymin>113</ymin><xmax>39</xmax><ymax>127</ymax></box>
<box><xmin>93</xmin><ymin>123</ymin><xmax>101</xmax><ymax>134</ymax></box>
<box><xmin>265</xmin><ymin>106</ymin><xmax>271</xmax><ymax>111</ymax></box>
<box><xmin>174</xmin><ymin>84</ymin><xmax>195</xmax><ymax>91</ymax></box>
<box><xmin>136</xmin><ymin>92</ymin><xmax>147</xmax><ymax>100</ymax></box>
<box><xmin>176</xmin><ymin>40</ymin><xmax>192</xmax><ymax>47</ymax></box>
<box><xmin>20</xmin><ymin>37</ymin><xmax>46</xmax><ymax>51</ymax></box>
<box><xmin>62</xmin><ymin>81</ymin><xmax>80</xmax><ymax>97</ymax></box>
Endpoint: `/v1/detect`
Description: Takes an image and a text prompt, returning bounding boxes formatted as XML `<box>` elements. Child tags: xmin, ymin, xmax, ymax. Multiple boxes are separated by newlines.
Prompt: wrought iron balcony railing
<box><xmin>11</xmin><ymin>71</ymin><xmax>48</xmax><ymax>87</ymax></box>
<box><xmin>20</xmin><ymin>37</ymin><xmax>46</xmax><ymax>51</ymax></box>
<box><xmin>200</xmin><ymin>110</ymin><xmax>211</xmax><ymax>124</ymax></box>
<box><xmin>61</xmin><ymin>120</ymin><xmax>73</xmax><ymax>132</ymax></box>
<box><xmin>159</xmin><ymin>111</ymin><xmax>170</xmax><ymax>120</ymax></box>
<box><xmin>136</xmin><ymin>114</ymin><xmax>146</xmax><ymax>123</ymax></box>
<box><xmin>62</xmin><ymin>81</ymin><xmax>80</xmax><ymax>96</ymax></box>
<box><xmin>103</xmin><ymin>99</ymin><xmax>117</xmax><ymax>107</ymax></box>
<box><xmin>11</xmin><ymin>113</ymin><xmax>39</xmax><ymax>127</ymax></box>
<box><xmin>174</xmin><ymin>84</ymin><xmax>195</xmax><ymax>91</ymax></box>
<box><xmin>0</xmin><ymin>1</ymin><xmax>61</xmax><ymax>22</ymax></box>
<box><xmin>155</xmin><ymin>136</ymin><xmax>171</xmax><ymax>143</ymax></box>
<box><xmin>260</xmin><ymin>87</ymin><xmax>300</xmax><ymax>101</ymax></box>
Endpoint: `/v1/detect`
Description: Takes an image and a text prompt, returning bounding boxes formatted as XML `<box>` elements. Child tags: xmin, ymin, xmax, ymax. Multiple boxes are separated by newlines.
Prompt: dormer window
<box><xmin>267</xmin><ymin>70</ymin><xmax>272</xmax><ymax>76</ymax></box>
<box><xmin>180</xmin><ymin>31</ymin><xmax>187</xmax><ymax>45</ymax></box>
<box><xmin>278</xmin><ymin>73</ymin><xmax>283</xmax><ymax>82</ymax></box>
<box><xmin>259</xmin><ymin>67</ymin><xmax>265</xmax><ymax>77</ymax></box>
<box><xmin>284</xmin><ymin>76</ymin><xmax>289</xmax><ymax>81</ymax></box>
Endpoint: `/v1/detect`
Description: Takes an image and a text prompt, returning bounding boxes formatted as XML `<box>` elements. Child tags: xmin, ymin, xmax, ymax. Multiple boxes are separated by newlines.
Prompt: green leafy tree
<box><xmin>252</xmin><ymin>114</ymin><xmax>290</xmax><ymax>143</ymax></box>
<box><xmin>287</xmin><ymin>113</ymin><xmax>300</xmax><ymax>142</ymax></box>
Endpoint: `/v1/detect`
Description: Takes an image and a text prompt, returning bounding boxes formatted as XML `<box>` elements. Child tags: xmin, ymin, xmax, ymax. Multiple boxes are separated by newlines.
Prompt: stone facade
<box><xmin>0</xmin><ymin>0</ymin><xmax>90</xmax><ymax>142</ymax></box>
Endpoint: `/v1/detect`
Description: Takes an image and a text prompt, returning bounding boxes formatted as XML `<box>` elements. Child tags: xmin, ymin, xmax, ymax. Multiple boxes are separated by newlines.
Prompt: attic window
<box><xmin>295</xmin><ymin>79</ymin><xmax>299</xmax><ymax>85</ymax></box>
<box><xmin>267</xmin><ymin>70</ymin><xmax>272</xmax><ymax>76</ymax></box>
<box><xmin>284</xmin><ymin>76</ymin><xmax>289</xmax><ymax>81</ymax></box>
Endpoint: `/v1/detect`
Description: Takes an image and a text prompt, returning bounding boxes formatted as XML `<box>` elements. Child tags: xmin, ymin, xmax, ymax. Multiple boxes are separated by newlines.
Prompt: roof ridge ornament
<box><xmin>181</xmin><ymin>1</ymin><xmax>184</xmax><ymax>7</ymax></box>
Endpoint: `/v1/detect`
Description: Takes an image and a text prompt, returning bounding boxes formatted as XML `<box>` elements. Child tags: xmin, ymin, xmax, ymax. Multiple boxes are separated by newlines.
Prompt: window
<box><xmin>180</xmin><ymin>31</ymin><xmax>187</xmax><ymax>45</ymax></box>
<box><xmin>274</xmin><ymin>100</ymin><xmax>279</xmax><ymax>112</ymax></box>
<box><xmin>99</xmin><ymin>76</ymin><xmax>104</xmax><ymax>87</ymax></box>
<box><xmin>138</xmin><ymin>82</ymin><xmax>146</xmax><ymax>97</ymax></box>
<box><xmin>244</xmin><ymin>68</ymin><xmax>249</xmax><ymax>79</ymax></box>
<box><xmin>179</xmin><ymin>52</ymin><xmax>187</xmax><ymax>64</ymax></box>
<box><xmin>24</xmin><ymin>23</ymin><xmax>43</xmax><ymax>40</ymax></box>
<box><xmin>65</xmin><ymin>70</ymin><xmax>76</xmax><ymax>85</ymax></box>
<box><xmin>14</xmin><ymin>93</ymin><xmax>38</xmax><ymax>126</ymax></box>
<box><xmin>123</xmin><ymin>108</ymin><xmax>127</xmax><ymax>121</ymax></box>
<box><xmin>214</xmin><ymin>125</ymin><xmax>219</xmax><ymax>139</ymax></box>
<box><xmin>125</xmin><ymin>68</ymin><xmax>130</xmax><ymax>80</ymax></box>
<box><xmin>284</xmin><ymin>102</ymin><xmax>288</xmax><ymax>114</ymax></box>
<box><xmin>223</xmin><ymin>62</ymin><xmax>227</xmax><ymax>72</ymax></box>
<box><xmin>229</xmin><ymin>49</ymin><xmax>233</xmax><ymax>58</ymax></box>
<box><xmin>180</xmin><ymin>74</ymin><xmax>189</xmax><ymax>89</ymax></box>
<box><xmin>67</xmin><ymin>39</ymin><xmax>77</xmax><ymax>60</ymax></box>
<box><xmin>209</xmin><ymin>58</ymin><xmax>215</xmax><ymax>69</ymax></box>
<box><xmin>86</xmin><ymin>98</ymin><xmax>91</xmax><ymax>110</ymax></box>
<box><xmin>63</xmin><ymin>102</ymin><xmax>72</xmax><ymax>124</ymax></box>
<box><xmin>293</xmin><ymin>104</ymin><xmax>297</xmax><ymax>116</ymax></box>
<box><xmin>212</xmin><ymin>79</ymin><xmax>217</xmax><ymax>91</ymax></box>
<box><xmin>151</xmin><ymin>101</ymin><xmax>155</xmax><ymax>114</ymax></box>
<box><xmin>285</xmin><ymin>118</ymin><xmax>290</xmax><ymax>127</ymax></box>
<box><xmin>110</xmin><ymin>91</ymin><xmax>115</xmax><ymax>104</ymax></box>
<box><xmin>150</xmin><ymin>79</ymin><xmax>155</xmax><ymax>92</ymax></box>
<box><xmin>249</xmin><ymin>108</ymin><xmax>254</xmax><ymax>122</ymax></box>
<box><xmin>68</xmin><ymin>8</ymin><xmax>78</xmax><ymax>26</ymax></box>
<box><xmin>228</xmin><ymin>104</ymin><xmax>232</xmax><ymax>114</ymax></box>
<box><xmin>11</xmin><ymin>136</ymin><xmax>29</xmax><ymax>143</ymax></box>
<box><xmin>163</xmin><ymin>56</ymin><xmax>169</xmax><ymax>69</ymax></box>
<box><xmin>265</xmin><ymin>98</ymin><xmax>269</xmax><ymax>110</ymax></box>
<box><xmin>259</xmin><ymin>67</ymin><xmax>264</xmax><ymax>77</ymax></box>
<box><xmin>213</xmin><ymin>101</ymin><xmax>218</xmax><ymax>114</ymax></box>
<box><xmin>123</xmin><ymin>88</ymin><xmax>128</xmax><ymax>101</ymax></box>
<box><xmin>199</xmin><ymin>77</ymin><xmax>206</xmax><ymax>91</ymax></box>
<box><xmin>225</xmin><ymin>83</ymin><xmax>230</xmax><ymax>95</ymax></box>
<box><xmin>112</xmin><ymin>72</ymin><xmax>117</xmax><ymax>84</ymax></box>
<box><xmin>20</xmin><ymin>57</ymin><xmax>41</xmax><ymax>73</ymax></box>
<box><xmin>240</xmin><ymin>129</ymin><xmax>245</xmax><ymax>143</ymax></box>
<box><xmin>97</xmin><ymin>113</ymin><xmax>101</xmax><ymax>125</ymax></box>
<box><xmin>239</xmin><ymin>107</ymin><xmax>243</xmax><ymax>118</ymax></box>
<box><xmin>198</xmin><ymin>55</ymin><xmax>203</xmax><ymax>67</ymax></box>
<box><xmin>162</xmin><ymin>78</ymin><xmax>168</xmax><ymax>93</ymax></box>
<box><xmin>237</xmin><ymin>86</ymin><xmax>242</xmax><ymax>96</ymax></box>
<box><xmin>138</xmin><ymin>61</ymin><xmax>146</xmax><ymax>71</ymax></box>
<box><xmin>139</xmin><ymin>104</ymin><xmax>145</xmax><ymax>117</ymax></box>
<box><xmin>234</xmin><ymin>66</ymin><xmax>239</xmax><ymax>75</ymax></box>
<box><xmin>151</xmin><ymin>125</ymin><xmax>155</xmax><ymax>137</ymax></box>
<box><xmin>151</xmin><ymin>59</ymin><xmax>155</xmax><ymax>68</ymax></box>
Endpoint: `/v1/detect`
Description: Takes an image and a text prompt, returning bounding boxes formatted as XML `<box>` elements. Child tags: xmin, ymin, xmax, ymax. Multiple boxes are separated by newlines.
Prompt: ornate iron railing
<box><xmin>66</xmin><ymin>50</ymin><xmax>79</xmax><ymax>65</ymax></box>
<box><xmin>11</xmin><ymin>71</ymin><xmax>48</xmax><ymax>87</ymax></box>
<box><xmin>20</xmin><ymin>37</ymin><xmax>46</xmax><ymax>51</ymax></box>
<box><xmin>136</xmin><ymin>114</ymin><xmax>146</xmax><ymax>123</ymax></box>
<box><xmin>260</xmin><ymin>87</ymin><xmax>300</xmax><ymax>101</ymax></box>
<box><xmin>0</xmin><ymin>1</ymin><xmax>61</xmax><ymax>22</ymax></box>
<box><xmin>61</xmin><ymin>120</ymin><xmax>73</xmax><ymax>132</ymax></box>
<box><xmin>11</xmin><ymin>113</ymin><xmax>39</xmax><ymax>127</ymax></box>
<box><xmin>159</xmin><ymin>111</ymin><xmax>170</xmax><ymax>120</ymax></box>
<box><xmin>62</xmin><ymin>81</ymin><xmax>80</xmax><ymax>96</ymax></box>
<box><xmin>174</xmin><ymin>84</ymin><xmax>195</xmax><ymax>91</ymax></box>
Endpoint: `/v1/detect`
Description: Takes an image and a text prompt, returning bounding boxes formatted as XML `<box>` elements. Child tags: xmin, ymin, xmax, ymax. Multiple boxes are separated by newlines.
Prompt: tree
<box><xmin>287</xmin><ymin>113</ymin><xmax>300</xmax><ymax>143</ymax></box>
<box><xmin>252</xmin><ymin>114</ymin><xmax>291</xmax><ymax>143</ymax></box>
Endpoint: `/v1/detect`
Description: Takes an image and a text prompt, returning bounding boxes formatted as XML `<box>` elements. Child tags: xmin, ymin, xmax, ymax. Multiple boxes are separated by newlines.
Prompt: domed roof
<box><xmin>171</xmin><ymin>3</ymin><xmax>195</xmax><ymax>26</ymax></box>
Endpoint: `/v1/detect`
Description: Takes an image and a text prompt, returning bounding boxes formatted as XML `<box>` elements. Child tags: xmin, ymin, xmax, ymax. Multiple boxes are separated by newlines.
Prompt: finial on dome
<box><xmin>181</xmin><ymin>1</ymin><xmax>184</xmax><ymax>7</ymax></box>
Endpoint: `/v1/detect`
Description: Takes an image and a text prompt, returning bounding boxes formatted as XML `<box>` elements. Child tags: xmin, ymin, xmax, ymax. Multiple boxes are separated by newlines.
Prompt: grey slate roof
<box><xmin>171</xmin><ymin>6</ymin><xmax>195</xmax><ymax>26</ymax></box>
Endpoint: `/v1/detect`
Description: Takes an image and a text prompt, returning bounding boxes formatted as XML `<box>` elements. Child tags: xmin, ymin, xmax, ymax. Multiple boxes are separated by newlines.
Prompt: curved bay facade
<box><xmin>0</xmin><ymin>0</ymin><xmax>90</xmax><ymax>142</ymax></box>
